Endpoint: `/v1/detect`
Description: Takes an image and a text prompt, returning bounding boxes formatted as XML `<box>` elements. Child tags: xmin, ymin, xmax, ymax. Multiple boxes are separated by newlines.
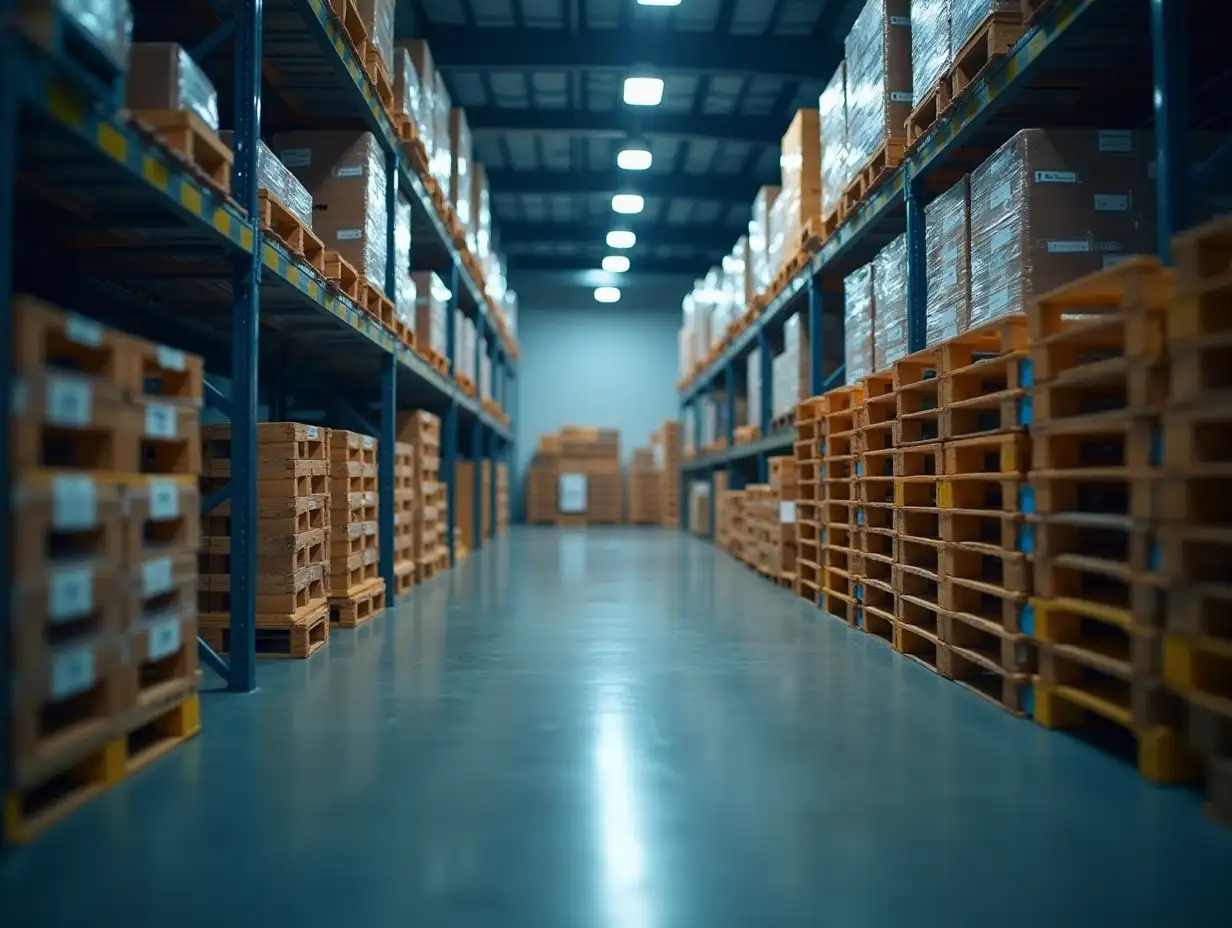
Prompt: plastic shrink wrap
<box><xmin>872</xmin><ymin>234</ymin><xmax>908</xmax><ymax>370</ymax></box>
<box><xmin>747</xmin><ymin>349</ymin><xmax>762</xmax><ymax>428</ymax></box>
<box><xmin>691</xmin><ymin>280</ymin><xmax>713</xmax><ymax>365</ymax></box>
<box><xmin>819</xmin><ymin>62</ymin><xmax>850</xmax><ymax>215</ymax></box>
<box><xmin>61</xmin><ymin>0</ymin><xmax>132</xmax><ymax>67</ymax></box>
<box><xmin>925</xmin><ymin>176</ymin><xmax>970</xmax><ymax>344</ymax></box>
<box><xmin>411</xmin><ymin>271</ymin><xmax>449</xmax><ymax>355</ymax></box>
<box><xmin>911</xmin><ymin>0</ymin><xmax>950</xmax><ymax>106</ymax></box>
<box><xmin>217</xmin><ymin>136</ymin><xmax>313</xmax><ymax>228</ymax></box>
<box><xmin>784</xmin><ymin>313</ymin><xmax>809</xmax><ymax>409</ymax></box>
<box><xmin>969</xmin><ymin>128</ymin><xmax>1154</xmax><ymax>327</ymax></box>
<box><xmin>749</xmin><ymin>186</ymin><xmax>781</xmax><ymax>297</ymax></box>
<box><xmin>950</xmin><ymin>0</ymin><xmax>1019</xmax><ymax>60</ymax></box>
<box><xmin>392</xmin><ymin>48</ymin><xmax>427</xmax><ymax>145</ymax></box>
<box><xmin>394</xmin><ymin>193</ymin><xmax>414</xmax><ymax>327</ymax></box>
<box><xmin>502</xmin><ymin>290</ymin><xmax>518</xmax><ymax>339</ymax></box>
<box><xmin>779</xmin><ymin>109</ymin><xmax>823</xmax><ymax>246</ymax></box>
<box><xmin>705</xmin><ymin>266</ymin><xmax>728</xmax><ymax>351</ymax></box>
<box><xmin>127</xmin><ymin>43</ymin><xmax>219</xmax><ymax>129</ymax></box>
<box><xmin>843</xmin><ymin>0</ymin><xmax>912</xmax><ymax>174</ymax></box>
<box><xmin>356</xmin><ymin>0</ymin><xmax>395</xmax><ymax>71</ymax></box>
<box><xmin>725</xmin><ymin>237</ymin><xmax>749</xmax><ymax>321</ymax></box>
<box><xmin>844</xmin><ymin>263</ymin><xmax>875</xmax><ymax>384</ymax></box>
<box><xmin>399</xmin><ymin>40</ymin><xmax>450</xmax><ymax>187</ymax></box>
<box><xmin>472</xmin><ymin>161</ymin><xmax>492</xmax><ymax>258</ymax></box>
<box><xmin>450</xmin><ymin>108</ymin><xmax>473</xmax><ymax>237</ymax></box>
<box><xmin>768</xmin><ymin>193</ymin><xmax>787</xmax><ymax>279</ymax></box>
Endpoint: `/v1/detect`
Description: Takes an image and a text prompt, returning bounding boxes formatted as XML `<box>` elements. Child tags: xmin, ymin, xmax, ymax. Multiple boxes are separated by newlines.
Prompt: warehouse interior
<box><xmin>3</xmin><ymin>0</ymin><xmax>1232</xmax><ymax>923</ymax></box>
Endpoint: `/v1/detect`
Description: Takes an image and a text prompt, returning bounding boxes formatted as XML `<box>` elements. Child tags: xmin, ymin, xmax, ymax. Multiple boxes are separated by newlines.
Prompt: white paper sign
<box><xmin>148</xmin><ymin>479</ymin><xmax>180</xmax><ymax>520</ymax></box>
<box><xmin>779</xmin><ymin>501</ymin><xmax>797</xmax><ymax>524</ymax></box>
<box><xmin>558</xmin><ymin>473</ymin><xmax>588</xmax><ymax>514</ymax></box>
<box><xmin>47</xmin><ymin>376</ymin><xmax>92</xmax><ymax>426</ymax></box>
<box><xmin>52</xmin><ymin>647</ymin><xmax>95</xmax><ymax>699</ymax></box>
<box><xmin>53</xmin><ymin>475</ymin><xmax>98</xmax><ymax>531</ymax></box>
<box><xmin>145</xmin><ymin>403</ymin><xmax>179</xmax><ymax>438</ymax></box>
<box><xmin>142</xmin><ymin>556</ymin><xmax>174</xmax><ymax>596</ymax></box>
<box><xmin>148</xmin><ymin>617</ymin><xmax>182</xmax><ymax>660</ymax></box>
<box><xmin>50</xmin><ymin>566</ymin><xmax>94</xmax><ymax>621</ymax></box>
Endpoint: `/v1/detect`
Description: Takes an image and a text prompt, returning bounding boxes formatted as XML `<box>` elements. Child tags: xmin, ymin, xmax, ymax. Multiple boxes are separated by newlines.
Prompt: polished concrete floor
<box><xmin>3</xmin><ymin>527</ymin><xmax>1231</xmax><ymax>925</ymax></box>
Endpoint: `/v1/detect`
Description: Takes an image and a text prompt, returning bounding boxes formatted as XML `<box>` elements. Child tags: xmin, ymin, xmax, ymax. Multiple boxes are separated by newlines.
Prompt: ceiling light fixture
<box><xmin>637</xmin><ymin>0</ymin><xmax>681</xmax><ymax>6</ymax></box>
<box><xmin>602</xmin><ymin>255</ymin><xmax>631</xmax><ymax>273</ymax></box>
<box><xmin>617</xmin><ymin>145</ymin><xmax>653</xmax><ymax>171</ymax></box>
<box><xmin>606</xmin><ymin>230</ymin><xmax>637</xmax><ymax>249</ymax></box>
<box><xmin>612</xmin><ymin>193</ymin><xmax>645</xmax><ymax>214</ymax></box>
<box><xmin>623</xmin><ymin>76</ymin><xmax>664</xmax><ymax>107</ymax></box>
<box><xmin>594</xmin><ymin>286</ymin><xmax>622</xmax><ymax>303</ymax></box>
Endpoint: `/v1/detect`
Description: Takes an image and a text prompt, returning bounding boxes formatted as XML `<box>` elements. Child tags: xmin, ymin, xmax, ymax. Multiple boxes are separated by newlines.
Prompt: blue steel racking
<box><xmin>0</xmin><ymin>0</ymin><xmax>517</xmax><ymax>792</ymax></box>
<box><xmin>679</xmin><ymin>0</ymin><xmax>1221</xmax><ymax>535</ymax></box>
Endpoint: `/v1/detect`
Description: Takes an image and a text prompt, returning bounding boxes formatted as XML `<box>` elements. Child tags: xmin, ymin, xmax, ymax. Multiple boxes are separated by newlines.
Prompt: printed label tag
<box><xmin>65</xmin><ymin>313</ymin><xmax>103</xmax><ymax>347</ymax></box>
<box><xmin>779</xmin><ymin>502</ymin><xmax>797</xmax><ymax>524</ymax></box>
<box><xmin>142</xmin><ymin>556</ymin><xmax>174</xmax><ymax>596</ymax></box>
<box><xmin>1047</xmin><ymin>240</ymin><xmax>1092</xmax><ymax>253</ymax></box>
<box><xmin>890</xmin><ymin>14</ymin><xmax>910</xmax><ymax>25</ymax></box>
<box><xmin>148</xmin><ymin>617</ymin><xmax>182</xmax><ymax>661</ymax></box>
<box><xmin>148</xmin><ymin>479</ymin><xmax>180</xmax><ymax>520</ymax></box>
<box><xmin>890</xmin><ymin>91</ymin><xmax>913</xmax><ymax>103</ymax></box>
<box><xmin>337</xmin><ymin>229</ymin><xmax>364</xmax><ymax>241</ymax></box>
<box><xmin>156</xmin><ymin>345</ymin><xmax>186</xmax><ymax>371</ymax></box>
<box><xmin>989</xmin><ymin>181</ymin><xmax>1013</xmax><ymax>208</ymax></box>
<box><xmin>1034</xmin><ymin>170</ymin><xmax>1078</xmax><ymax>184</ymax></box>
<box><xmin>336</xmin><ymin>165</ymin><xmax>365</xmax><ymax>178</ymax></box>
<box><xmin>362</xmin><ymin>436</ymin><xmax>374</xmax><ymax>449</ymax></box>
<box><xmin>280</xmin><ymin>147</ymin><xmax>311</xmax><ymax>167</ymax></box>
<box><xmin>52</xmin><ymin>648</ymin><xmax>95</xmax><ymax>699</ymax></box>
<box><xmin>50</xmin><ymin>566</ymin><xmax>93</xmax><ymax>621</ymax></box>
<box><xmin>47</xmin><ymin>376</ymin><xmax>92</xmax><ymax>426</ymax></box>
<box><xmin>305</xmin><ymin>426</ymin><xmax>320</xmax><ymax>439</ymax></box>
<box><xmin>1098</xmin><ymin>130</ymin><xmax>1133</xmax><ymax>152</ymax></box>
<box><xmin>1094</xmin><ymin>194</ymin><xmax>1129</xmax><ymax>212</ymax></box>
<box><xmin>52</xmin><ymin>474</ymin><xmax>98</xmax><ymax>530</ymax></box>
<box><xmin>145</xmin><ymin>403</ymin><xmax>178</xmax><ymax>438</ymax></box>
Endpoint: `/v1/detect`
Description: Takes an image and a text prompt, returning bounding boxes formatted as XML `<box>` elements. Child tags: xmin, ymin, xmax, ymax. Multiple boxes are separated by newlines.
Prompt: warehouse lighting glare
<box><xmin>594</xmin><ymin>286</ymin><xmax>622</xmax><ymax>303</ymax></box>
<box><xmin>606</xmin><ymin>229</ymin><xmax>637</xmax><ymax>248</ymax></box>
<box><xmin>617</xmin><ymin>146</ymin><xmax>653</xmax><ymax>171</ymax></box>
<box><xmin>602</xmin><ymin>255</ymin><xmax>631</xmax><ymax>273</ymax></box>
<box><xmin>612</xmin><ymin>193</ymin><xmax>645</xmax><ymax>214</ymax></box>
<box><xmin>623</xmin><ymin>77</ymin><xmax>664</xmax><ymax>107</ymax></box>
<box><xmin>637</xmin><ymin>0</ymin><xmax>681</xmax><ymax>6</ymax></box>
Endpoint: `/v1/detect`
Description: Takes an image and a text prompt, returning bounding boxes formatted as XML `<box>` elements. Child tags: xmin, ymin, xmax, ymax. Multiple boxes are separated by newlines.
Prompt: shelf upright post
<box><xmin>807</xmin><ymin>276</ymin><xmax>823</xmax><ymax>396</ymax></box>
<box><xmin>379</xmin><ymin>151</ymin><xmax>398</xmax><ymax>604</ymax></box>
<box><xmin>226</xmin><ymin>0</ymin><xmax>263</xmax><ymax>693</ymax></box>
<box><xmin>905</xmin><ymin>173</ymin><xmax>928</xmax><ymax>354</ymax></box>
<box><xmin>757</xmin><ymin>325</ymin><xmax>770</xmax><ymax>483</ymax></box>
<box><xmin>723</xmin><ymin>361</ymin><xmax>735</xmax><ymax>448</ymax></box>
<box><xmin>0</xmin><ymin>50</ymin><xmax>17</xmax><ymax>795</ymax></box>
<box><xmin>473</xmin><ymin>317</ymin><xmax>483</xmax><ymax>548</ymax></box>
<box><xmin>1150</xmin><ymin>0</ymin><xmax>1188</xmax><ymax>264</ymax></box>
<box><xmin>444</xmin><ymin>262</ymin><xmax>460</xmax><ymax>564</ymax></box>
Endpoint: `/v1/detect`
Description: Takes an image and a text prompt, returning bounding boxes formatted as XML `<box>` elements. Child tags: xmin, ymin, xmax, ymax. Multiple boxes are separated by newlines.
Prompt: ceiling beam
<box><xmin>500</xmin><ymin>219</ymin><xmax>742</xmax><ymax>251</ymax></box>
<box><xmin>508</xmin><ymin>254</ymin><xmax>713</xmax><ymax>275</ymax></box>
<box><xmin>466</xmin><ymin>107</ymin><xmax>781</xmax><ymax>146</ymax></box>
<box><xmin>487</xmin><ymin>169</ymin><xmax>767</xmax><ymax>202</ymax></box>
<box><xmin>418</xmin><ymin>26</ymin><xmax>841</xmax><ymax>80</ymax></box>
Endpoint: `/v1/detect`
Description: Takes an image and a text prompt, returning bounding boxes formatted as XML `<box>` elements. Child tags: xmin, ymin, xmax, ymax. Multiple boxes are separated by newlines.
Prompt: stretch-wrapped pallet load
<box><xmin>356</xmin><ymin>0</ymin><xmax>395</xmax><ymax>72</ymax></box>
<box><xmin>450</xmin><ymin>108</ymin><xmax>473</xmax><ymax>237</ymax></box>
<box><xmin>785</xmin><ymin>313</ymin><xmax>810</xmax><ymax>412</ymax></box>
<box><xmin>725</xmin><ymin>236</ymin><xmax>750</xmax><ymax>321</ymax></box>
<box><xmin>705</xmin><ymin>266</ymin><xmax>727</xmax><ymax>351</ymax></box>
<box><xmin>679</xmin><ymin>291</ymin><xmax>695</xmax><ymax>379</ymax></box>
<box><xmin>911</xmin><ymin>0</ymin><xmax>951</xmax><ymax>105</ymax></box>
<box><xmin>400</xmin><ymin>39</ymin><xmax>451</xmax><ymax>190</ymax></box>
<box><xmin>925</xmin><ymin>175</ymin><xmax>971</xmax><ymax>344</ymax></box>
<box><xmin>748</xmin><ymin>348</ymin><xmax>762</xmax><ymax>427</ymax></box>
<box><xmin>749</xmin><ymin>186</ymin><xmax>780</xmax><ymax>298</ymax></box>
<box><xmin>951</xmin><ymin>0</ymin><xmax>1018</xmax><ymax>59</ymax></box>
<box><xmin>969</xmin><ymin>128</ymin><xmax>1154</xmax><ymax>325</ymax></box>
<box><xmin>59</xmin><ymin>0</ymin><xmax>133</xmax><ymax>68</ymax></box>
<box><xmin>472</xmin><ymin>161</ymin><xmax>492</xmax><ymax>258</ymax></box>
<box><xmin>394</xmin><ymin>193</ymin><xmax>414</xmax><ymax>329</ymax></box>
<box><xmin>691</xmin><ymin>280</ymin><xmax>713</xmax><ymax>364</ymax></box>
<box><xmin>274</xmin><ymin>131</ymin><xmax>389</xmax><ymax>293</ymax></box>
<box><xmin>217</xmin><ymin>135</ymin><xmax>313</xmax><ymax>227</ymax></box>
<box><xmin>779</xmin><ymin>109</ymin><xmax>823</xmax><ymax>249</ymax></box>
<box><xmin>819</xmin><ymin>62</ymin><xmax>850</xmax><ymax>216</ymax></box>
<box><xmin>844</xmin><ymin>0</ymin><xmax>913</xmax><ymax>175</ymax></box>
<box><xmin>393</xmin><ymin>48</ymin><xmax>425</xmax><ymax>140</ymax></box>
<box><xmin>411</xmin><ymin>271</ymin><xmax>449</xmax><ymax>357</ymax></box>
<box><xmin>126</xmin><ymin>43</ymin><xmax>219</xmax><ymax>130</ymax></box>
<box><xmin>872</xmin><ymin>233</ymin><xmax>908</xmax><ymax>371</ymax></box>
<box><xmin>768</xmin><ymin>191</ymin><xmax>788</xmax><ymax>278</ymax></box>
<box><xmin>844</xmin><ymin>262</ymin><xmax>875</xmax><ymax>384</ymax></box>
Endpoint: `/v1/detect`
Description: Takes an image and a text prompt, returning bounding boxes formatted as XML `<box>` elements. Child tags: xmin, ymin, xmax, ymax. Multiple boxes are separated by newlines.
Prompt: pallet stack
<box><xmin>400</xmin><ymin>411</ymin><xmax>449</xmax><ymax>580</ymax></box>
<box><xmin>1160</xmin><ymin>218</ymin><xmax>1232</xmax><ymax>822</ymax></box>
<box><xmin>496</xmin><ymin>461</ymin><xmax>510</xmax><ymax>533</ymax></box>
<box><xmin>768</xmin><ymin>457</ymin><xmax>799</xmax><ymax>584</ymax></box>
<box><xmin>526</xmin><ymin>435</ymin><xmax>560</xmax><ymax>524</ymax></box>
<box><xmin>9</xmin><ymin>299</ymin><xmax>204</xmax><ymax>842</ymax></box>
<box><xmin>200</xmin><ymin>423</ymin><xmax>330</xmax><ymax>660</ymax></box>
<box><xmin>856</xmin><ymin>370</ymin><xmax>897</xmax><ymax>642</ymax></box>
<box><xmin>793</xmin><ymin>396</ymin><xmax>826</xmax><ymax>603</ymax></box>
<box><xmin>555</xmin><ymin>427</ymin><xmax>623</xmax><ymax>526</ymax></box>
<box><xmin>821</xmin><ymin>385</ymin><xmax>863</xmax><ymax>622</ymax></box>
<box><xmin>392</xmin><ymin>441</ymin><xmax>416</xmax><ymax>594</ymax></box>
<box><xmin>327</xmin><ymin>430</ymin><xmax>385</xmax><ymax>628</ymax></box>
<box><xmin>1026</xmin><ymin>259</ymin><xmax>1186</xmax><ymax>778</ymax></box>
<box><xmin>627</xmin><ymin>449</ymin><xmax>663</xmax><ymax>525</ymax></box>
<box><xmin>654</xmin><ymin>420</ymin><xmax>682</xmax><ymax>527</ymax></box>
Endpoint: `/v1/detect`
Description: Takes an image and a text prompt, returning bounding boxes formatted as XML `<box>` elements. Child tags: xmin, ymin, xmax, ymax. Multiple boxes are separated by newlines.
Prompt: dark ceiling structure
<box><xmin>395</xmin><ymin>0</ymin><xmax>865</xmax><ymax>280</ymax></box>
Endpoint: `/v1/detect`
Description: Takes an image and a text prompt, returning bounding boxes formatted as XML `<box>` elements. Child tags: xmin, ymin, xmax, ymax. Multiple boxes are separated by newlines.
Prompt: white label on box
<box><xmin>988</xmin><ymin>287</ymin><xmax>1010</xmax><ymax>316</ymax></box>
<box><xmin>779</xmin><ymin>501</ymin><xmax>797</xmax><ymax>524</ymax></box>
<box><xmin>1034</xmin><ymin>170</ymin><xmax>1078</xmax><ymax>184</ymax></box>
<box><xmin>364</xmin><ymin>548</ymin><xmax>377</xmax><ymax>565</ymax></box>
<box><xmin>306</xmin><ymin>496</ymin><xmax>318</xmax><ymax>510</ymax></box>
<box><xmin>1094</xmin><ymin>194</ymin><xmax>1130</xmax><ymax>212</ymax></box>
<box><xmin>145</xmin><ymin>402</ymin><xmax>178</xmax><ymax>438</ymax></box>
<box><xmin>156</xmin><ymin>345</ymin><xmax>186</xmax><ymax>371</ymax></box>
<box><xmin>52</xmin><ymin>474</ymin><xmax>98</xmax><ymax>530</ymax></box>
<box><xmin>305</xmin><ymin>426</ymin><xmax>320</xmax><ymax>439</ymax></box>
<box><xmin>1098</xmin><ymin>130</ymin><xmax>1133</xmax><ymax>152</ymax></box>
<box><xmin>890</xmin><ymin>14</ymin><xmax>910</xmax><ymax>25</ymax></box>
<box><xmin>65</xmin><ymin>313</ymin><xmax>103</xmax><ymax>347</ymax></box>
<box><xmin>989</xmin><ymin>181</ymin><xmax>1013</xmax><ymax>208</ymax></box>
<box><xmin>991</xmin><ymin>228</ymin><xmax>1015</xmax><ymax>252</ymax></box>
<box><xmin>50</xmin><ymin>566</ymin><xmax>93</xmax><ymax>621</ymax></box>
<box><xmin>47</xmin><ymin>376</ymin><xmax>92</xmax><ymax>426</ymax></box>
<box><xmin>1047</xmin><ymin>240</ymin><xmax>1092</xmax><ymax>253</ymax></box>
<box><xmin>148</xmin><ymin>478</ymin><xmax>180</xmax><ymax>520</ymax></box>
<box><xmin>337</xmin><ymin>229</ymin><xmax>364</xmax><ymax>241</ymax></box>
<box><xmin>148</xmin><ymin>617</ymin><xmax>182</xmax><ymax>661</ymax></box>
<box><xmin>890</xmin><ymin>91</ymin><xmax>913</xmax><ymax>103</ymax></box>
<box><xmin>362</xmin><ymin>436</ymin><xmax>374</xmax><ymax>450</ymax></box>
<box><xmin>558</xmin><ymin>474</ymin><xmax>588</xmax><ymax>514</ymax></box>
<box><xmin>336</xmin><ymin>165</ymin><xmax>365</xmax><ymax>178</ymax></box>
<box><xmin>280</xmin><ymin>147</ymin><xmax>311</xmax><ymax>167</ymax></box>
<box><xmin>142</xmin><ymin>556</ymin><xmax>174</xmax><ymax>597</ymax></box>
<box><xmin>52</xmin><ymin>647</ymin><xmax>95</xmax><ymax>700</ymax></box>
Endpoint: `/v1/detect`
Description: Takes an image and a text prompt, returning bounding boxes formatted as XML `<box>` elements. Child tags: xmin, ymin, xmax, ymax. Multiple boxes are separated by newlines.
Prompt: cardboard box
<box><xmin>872</xmin><ymin>233</ymin><xmax>908</xmax><ymax>371</ymax></box>
<box><xmin>399</xmin><ymin>39</ymin><xmax>452</xmax><ymax>189</ymax></box>
<box><xmin>925</xmin><ymin>175</ymin><xmax>971</xmax><ymax>344</ymax></box>
<box><xmin>820</xmin><ymin>62</ymin><xmax>850</xmax><ymax>215</ymax></box>
<box><xmin>126</xmin><ymin>43</ymin><xmax>219</xmax><ymax>130</ymax></box>
<box><xmin>911</xmin><ymin>0</ymin><xmax>951</xmax><ymax>104</ymax></box>
<box><xmin>844</xmin><ymin>0</ymin><xmax>912</xmax><ymax>172</ymax></box>
<box><xmin>450</xmin><ymin>108</ymin><xmax>473</xmax><ymax>237</ymax></box>
<box><xmin>355</xmin><ymin>0</ymin><xmax>395</xmax><ymax>71</ymax></box>
<box><xmin>750</xmin><ymin>185</ymin><xmax>781</xmax><ymax>297</ymax></box>
<box><xmin>844</xmin><ymin>262</ymin><xmax>875</xmax><ymax>384</ymax></box>
<box><xmin>779</xmin><ymin>109</ymin><xmax>823</xmax><ymax>245</ymax></box>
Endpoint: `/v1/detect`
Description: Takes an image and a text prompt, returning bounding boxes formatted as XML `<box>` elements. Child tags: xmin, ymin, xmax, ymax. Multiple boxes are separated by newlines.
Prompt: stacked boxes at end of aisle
<box><xmin>554</xmin><ymin>427</ymin><xmax>623</xmax><ymax>526</ymax></box>
<box><xmin>397</xmin><ymin>411</ymin><xmax>449</xmax><ymax>579</ymax></box>
<box><xmin>326</xmin><ymin>429</ymin><xmax>385</xmax><ymax>627</ymax></box>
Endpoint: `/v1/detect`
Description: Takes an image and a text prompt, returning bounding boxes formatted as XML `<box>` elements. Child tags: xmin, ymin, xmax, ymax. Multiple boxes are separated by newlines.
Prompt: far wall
<box><xmin>511</xmin><ymin>272</ymin><xmax>693</xmax><ymax>517</ymax></box>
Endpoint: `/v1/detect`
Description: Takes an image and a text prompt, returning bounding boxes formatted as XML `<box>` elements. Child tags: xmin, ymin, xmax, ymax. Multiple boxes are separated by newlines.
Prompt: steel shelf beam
<box><xmin>681</xmin><ymin>430</ymin><xmax>795</xmax><ymax>472</ymax></box>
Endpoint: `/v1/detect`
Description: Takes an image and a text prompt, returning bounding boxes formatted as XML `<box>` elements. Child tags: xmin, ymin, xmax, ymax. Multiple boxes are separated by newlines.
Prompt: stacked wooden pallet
<box><xmin>392</xmin><ymin>441</ymin><xmax>416</xmax><ymax>594</ymax></box>
<box><xmin>822</xmin><ymin>385</ymin><xmax>863</xmax><ymax>623</ymax></box>
<box><xmin>793</xmin><ymin>396</ymin><xmax>825</xmax><ymax>603</ymax></box>
<box><xmin>496</xmin><ymin>461</ymin><xmax>510</xmax><ymax>533</ymax></box>
<box><xmin>327</xmin><ymin>430</ymin><xmax>384</xmax><ymax>628</ymax></box>
<box><xmin>655</xmin><ymin>420</ymin><xmax>683</xmax><ymax>527</ymax></box>
<box><xmin>400</xmin><ymin>411</ymin><xmax>449</xmax><ymax>579</ymax></box>
<box><xmin>856</xmin><ymin>370</ymin><xmax>896</xmax><ymax>642</ymax></box>
<box><xmin>200</xmin><ymin>422</ymin><xmax>329</xmax><ymax>659</ymax></box>
<box><xmin>768</xmin><ymin>456</ymin><xmax>798</xmax><ymax>585</ymax></box>
<box><xmin>8</xmin><ymin>299</ymin><xmax>204</xmax><ymax>843</ymax></box>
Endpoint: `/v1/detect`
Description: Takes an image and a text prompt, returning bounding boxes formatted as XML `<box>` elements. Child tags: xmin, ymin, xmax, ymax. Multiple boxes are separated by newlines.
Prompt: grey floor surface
<box><xmin>2</xmin><ymin>527</ymin><xmax>1230</xmax><ymax>926</ymax></box>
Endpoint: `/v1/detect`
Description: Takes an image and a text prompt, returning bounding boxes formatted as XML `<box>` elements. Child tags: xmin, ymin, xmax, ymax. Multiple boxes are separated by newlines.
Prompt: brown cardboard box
<box><xmin>925</xmin><ymin>176</ymin><xmax>972</xmax><ymax>345</ymax></box>
<box><xmin>969</xmin><ymin>129</ymin><xmax>1155</xmax><ymax>325</ymax></box>
<box><xmin>355</xmin><ymin>0</ymin><xmax>395</xmax><ymax>71</ymax></box>
<box><xmin>844</xmin><ymin>0</ymin><xmax>912</xmax><ymax>172</ymax></box>
<box><xmin>126</xmin><ymin>43</ymin><xmax>219</xmax><ymax>129</ymax></box>
<box><xmin>780</xmin><ymin>109</ymin><xmax>823</xmax><ymax>244</ymax></box>
<box><xmin>750</xmin><ymin>185</ymin><xmax>780</xmax><ymax>297</ymax></box>
<box><xmin>272</xmin><ymin>131</ymin><xmax>389</xmax><ymax>289</ymax></box>
<box><xmin>450</xmin><ymin>108</ymin><xmax>473</xmax><ymax>236</ymax></box>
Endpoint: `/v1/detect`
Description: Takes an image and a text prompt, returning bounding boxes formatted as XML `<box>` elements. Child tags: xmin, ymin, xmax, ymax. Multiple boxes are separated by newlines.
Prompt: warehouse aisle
<box><xmin>3</xmin><ymin>528</ymin><xmax>1231</xmax><ymax>926</ymax></box>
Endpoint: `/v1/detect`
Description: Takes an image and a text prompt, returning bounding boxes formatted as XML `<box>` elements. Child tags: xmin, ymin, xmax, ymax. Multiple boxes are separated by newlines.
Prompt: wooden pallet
<box><xmin>360</xmin><ymin>278</ymin><xmax>394</xmax><ymax>327</ymax></box>
<box><xmin>905</xmin><ymin>78</ymin><xmax>953</xmax><ymax>149</ymax></box>
<box><xmin>819</xmin><ymin>203</ymin><xmax>846</xmax><ymax>243</ymax></box>
<box><xmin>456</xmin><ymin>372</ymin><xmax>478</xmax><ymax>397</ymax></box>
<box><xmin>950</xmin><ymin>12</ymin><xmax>1028</xmax><ymax>99</ymax></box>
<box><xmin>130</xmin><ymin>109</ymin><xmax>234</xmax><ymax>199</ymax></box>
<box><xmin>258</xmin><ymin>190</ymin><xmax>325</xmax><ymax>274</ymax></box>
<box><xmin>365</xmin><ymin>49</ymin><xmax>395</xmax><ymax>115</ymax></box>
<box><xmin>796</xmin><ymin>215</ymin><xmax>824</xmax><ymax>255</ymax></box>
<box><xmin>330</xmin><ymin>0</ymin><xmax>368</xmax><ymax>60</ymax></box>
<box><xmin>841</xmin><ymin>139</ymin><xmax>907</xmax><ymax>215</ymax></box>
<box><xmin>329</xmin><ymin>577</ymin><xmax>386</xmax><ymax>628</ymax></box>
<box><xmin>324</xmin><ymin>250</ymin><xmax>361</xmax><ymax>301</ymax></box>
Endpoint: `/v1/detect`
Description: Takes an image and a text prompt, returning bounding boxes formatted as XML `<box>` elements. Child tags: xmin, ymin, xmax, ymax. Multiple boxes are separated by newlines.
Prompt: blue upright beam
<box><xmin>488</xmin><ymin>426</ymin><xmax>498</xmax><ymax>539</ymax></box>
<box><xmin>807</xmin><ymin>277</ymin><xmax>823</xmax><ymax>396</ymax></box>
<box><xmin>757</xmin><ymin>326</ymin><xmax>771</xmax><ymax>435</ymax></box>
<box><xmin>225</xmin><ymin>0</ymin><xmax>263</xmax><ymax>693</ymax></box>
<box><xmin>723</xmin><ymin>362</ymin><xmax>735</xmax><ymax>447</ymax></box>
<box><xmin>378</xmin><ymin>353</ymin><xmax>397</xmax><ymax>606</ymax></box>
<box><xmin>472</xmin><ymin>415</ymin><xmax>483</xmax><ymax>553</ymax></box>
<box><xmin>905</xmin><ymin>176</ymin><xmax>928</xmax><ymax>354</ymax></box>
<box><xmin>0</xmin><ymin>52</ymin><xmax>17</xmax><ymax>798</ymax></box>
<box><xmin>1150</xmin><ymin>0</ymin><xmax>1188</xmax><ymax>263</ymax></box>
<box><xmin>444</xmin><ymin>400</ymin><xmax>458</xmax><ymax>565</ymax></box>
